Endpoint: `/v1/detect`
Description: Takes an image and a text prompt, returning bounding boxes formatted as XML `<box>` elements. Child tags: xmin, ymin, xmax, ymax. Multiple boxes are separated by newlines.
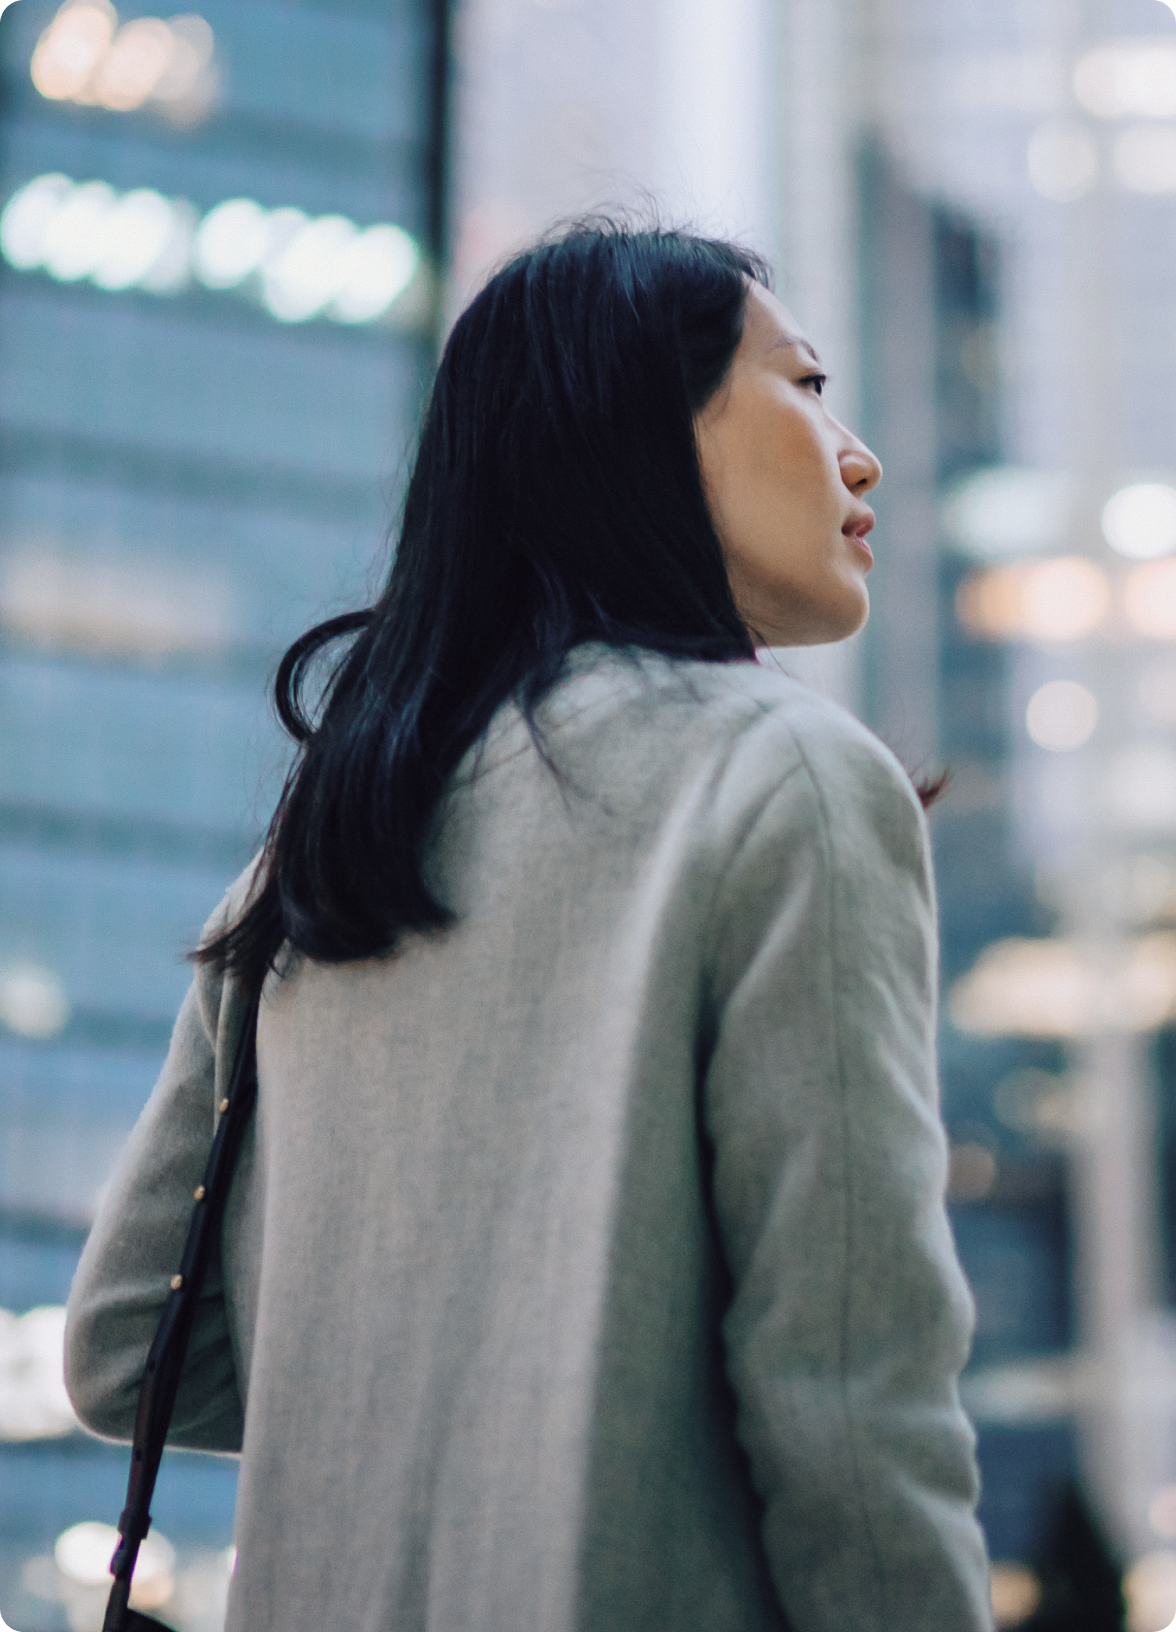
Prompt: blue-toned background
<box><xmin>0</xmin><ymin>2</ymin><xmax>440</xmax><ymax>1625</ymax></box>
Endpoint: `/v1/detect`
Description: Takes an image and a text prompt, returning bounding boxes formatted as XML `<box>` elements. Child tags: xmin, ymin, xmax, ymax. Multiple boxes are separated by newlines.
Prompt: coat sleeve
<box><xmin>63</xmin><ymin>875</ymin><xmax>256</xmax><ymax>1453</ymax></box>
<box><xmin>702</xmin><ymin>720</ymin><xmax>993</xmax><ymax>1632</ymax></box>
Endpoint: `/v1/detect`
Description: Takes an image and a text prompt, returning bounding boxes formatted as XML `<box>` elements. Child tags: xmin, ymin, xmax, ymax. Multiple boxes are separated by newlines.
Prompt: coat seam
<box><xmin>783</xmin><ymin>727</ymin><xmax>892</xmax><ymax>1632</ymax></box>
<box><xmin>699</xmin><ymin>754</ymin><xmax>809</xmax><ymax>973</ymax></box>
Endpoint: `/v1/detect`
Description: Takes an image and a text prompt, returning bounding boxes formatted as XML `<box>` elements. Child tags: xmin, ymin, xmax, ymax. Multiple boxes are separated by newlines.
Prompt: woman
<box><xmin>65</xmin><ymin>226</ymin><xmax>994</xmax><ymax>1632</ymax></box>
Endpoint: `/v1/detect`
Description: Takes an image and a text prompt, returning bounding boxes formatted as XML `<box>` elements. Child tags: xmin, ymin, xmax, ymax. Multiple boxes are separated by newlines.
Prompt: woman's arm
<box><xmin>703</xmin><ymin>718</ymin><xmax>993</xmax><ymax>1632</ymax></box>
<box><xmin>64</xmin><ymin>895</ymin><xmax>252</xmax><ymax>1453</ymax></box>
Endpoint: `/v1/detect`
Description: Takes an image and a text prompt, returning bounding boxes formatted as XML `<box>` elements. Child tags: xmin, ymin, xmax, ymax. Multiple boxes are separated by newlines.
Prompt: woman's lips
<box><xmin>845</xmin><ymin>511</ymin><xmax>875</xmax><ymax>565</ymax></box>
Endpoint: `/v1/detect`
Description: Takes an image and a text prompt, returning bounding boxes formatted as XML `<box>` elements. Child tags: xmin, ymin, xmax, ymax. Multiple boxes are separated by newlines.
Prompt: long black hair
<box><xmin>198</xmin><ymin>224</ymin><xmax>768</xmax><ymax>990</ymax></box>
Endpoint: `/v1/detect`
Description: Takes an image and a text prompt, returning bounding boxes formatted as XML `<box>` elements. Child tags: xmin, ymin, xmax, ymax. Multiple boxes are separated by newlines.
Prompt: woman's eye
<box><xmin>800</xmin><ymin>372</ymin><xmax>827</xmax><ymax>397</ymax></box>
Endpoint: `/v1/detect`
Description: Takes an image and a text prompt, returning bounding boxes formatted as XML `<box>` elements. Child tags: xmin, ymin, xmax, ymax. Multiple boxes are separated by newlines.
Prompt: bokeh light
<box><xmin>1140</xmin><ymin>661</ymin><xmax>1176</xmax><ymax>722</ymax></box>
<box><xmin>1025</xmin><ymin>680</ymin><xmax>1099</xmax><ymax>750</ymax></box>
<box><xmin>55</xmin><ymin>1520</ymin><xmax>175</xmax><ymax>1608</ymax></box>
<box><xmin>30</xmin><ymin>1</ymin><xmax>215</xmax><ymax>119</ymax></box>
<box><xmin>0</xmin><ymin>174</ymin><xmax>423</xmax><ymax>327</ymax></box>
<box><xmin>1102</xmin><ymin>483</ymin><xmax>1176</xmax><ymax>558</ymax></box>
<box><xmin>30</xmin><ymin>1</ymin><xmax>116</xmax><ymax>101</ymax></box>
<box><xmin>0</xmin><ymin>964</ymin><xmax>70</xmax><ymax>1040</ymax></box>
<box><xmin>1104</xmin><ymin>746</ymin><xmax>1176</xmax><ymax>830</ymax></box>
<box><xmin>91</xmin><ymin>188</ymin><xmax>184</xmax><ymax>290</ymax></box>
<box><xmin>152</xmin><ymin>16</ymin><xmax>215</xmax><ymax>108</ymax></box>
<box><xmin>191</xmin><ymin>197</ymin><xmax>270</xmax><ymax>288</ymax></box>
<box><xmin>1073</xmin><ymin>40</ymin><xmax>1176</xmax><ymax>120</ymax></box>
<box><xmin>39</xmin><ymin>179</ymin><xmax>117</xmax><ymax>282</ymax></box>
<box><xmin>1114</xmin><ymin>125</ymin><xmax>1176</xmax><ymax>192</ymax></box>
<box><xmin>942</xmin><ymin>467</ymin><xmax>1073</xmax><ymax>560</ymax></box>
<box><xmin>332</xmin><ymin>225</ymin><xmax>423</xmax><ymax>324</ymax></box>
<box><xmin>1124</xmin><ymin>559</ymin><xmax>1176</xmax><ymax>637</ymax></box>
<box><xmin>1027</xmin><ymin>120</ymin><xmax>1098</xmax><ymax>201</ymax></box>
<box><xmin>263</xmin><ymin>213</ymin><xmax>359</xmax><ymax>323</ymax></box>
<box><xmin>948</xmin><ymin>1142</ymin><xmax>998</xmax><ymax>1203</ymax></box>
<box><xmin>1150</xmin><ymin>1484</ymin><xmax>1176</xmax><ymax>1539</ymax></box>
<box><xmin>951</xmin><ymin>932</ymin><xmax>1176</xmax><ymax>1037</ymax></box>
<box><xmin>957</xmin><ymin>557</ymin><xmax>1109</xmax><ymax>643</ymax></box>
<box><xmin>91</xmin><ymin>16</ymin><xmax>176</xmax><ymax>111</ymax></box>
<box><xmin>0</xmin><ymin>1307</ymin><xmax>77</xmax><ymax>1441</ymax></box>
<box><xmin>1123</xmin><ymin>1550</ymin><xmax>1176</xmax><ymax>1632</ymax></box>
<box><xmin>0</xmin><ymin>172</ymin><xmax>73</xmax><ymax>268</ymax></box>
<box><xmin>989</xmin><ymin>1562</ymin><xmax>1042</xmax><ymax>1628</ymax></box>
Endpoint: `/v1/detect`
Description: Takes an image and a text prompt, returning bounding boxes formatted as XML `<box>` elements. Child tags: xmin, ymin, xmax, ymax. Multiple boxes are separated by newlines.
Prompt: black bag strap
<box><xmin>102</xmin><ymin>987</ymin><xmax>261</xmax><ymax>1632</ymax></box>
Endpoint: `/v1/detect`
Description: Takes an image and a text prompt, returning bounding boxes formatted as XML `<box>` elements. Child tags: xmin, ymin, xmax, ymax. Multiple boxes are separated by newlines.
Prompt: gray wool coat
<box><xmin>65</xmin><ymin>646</ymin><xmax>994</xmax><ymax>1632</ymax></box>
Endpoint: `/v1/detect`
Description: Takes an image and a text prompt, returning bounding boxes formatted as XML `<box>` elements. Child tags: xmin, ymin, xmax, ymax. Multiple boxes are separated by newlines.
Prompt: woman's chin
<box><xmin>751</xmin><ymin>587</ymin><xmax>869</xmax><ymax>649</ymax></box>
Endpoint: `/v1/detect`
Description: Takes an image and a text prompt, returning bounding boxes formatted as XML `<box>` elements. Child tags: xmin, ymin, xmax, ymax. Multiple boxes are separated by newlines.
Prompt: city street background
<box><xmin>2</xmin><ymin>0</ymin><xmax>1176</xmax><ymax>1627</ymax></box>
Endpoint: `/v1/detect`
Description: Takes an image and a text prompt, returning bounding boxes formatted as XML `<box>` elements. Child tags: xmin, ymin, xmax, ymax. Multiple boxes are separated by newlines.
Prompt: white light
<box><xmin>31</xmin><ymin>2</ymin><xmax>116</xmax><ymax>102</ymax></box>
<box><xmin>0</xmin><ymin>173</ymin><xmax>73</xmax><ymax>269</ymax></box>
<box><xmin>1104</xmin><ymin>747</ymin><xmax>1176</xmax><ymax>829</ymax></box>
<box><xmin>950</xmin><ymin>932</ymin><xmax>1176</xmax><ymax>1037</ymax></box>
<box><xmin>1123</xmin><ymin>1551</ymin><xmax>1176</xmax><ymax>1632</ymax></box>
<box><xmin>948</xmin><ymin>1142</ymin><xmax>997</xmax><ymax>1202</ymax></box>
<box><xmin>191</xmin><ymin>197</ymin><xmax>269</xmax><ymax>288</ymax></box>
<box><xmin>55</xmin><ymin>1523</ymin><xmax>119</xmax><ymax>1588</ymax></box>
<box><xmin>29</xmin><ymin>2</ymin><xmax>215</xmax><ymax>121</ymax></box>
<box><xmin>989</xmin><ymin>1564</ymin><xmax>1043</xmax><ymax>1629</ymax></box>
<box><xmin>1114</xmin><ymin>124</ymin><xmax>1176</xmax><ymax>191</ymax></box>
<box><xmin>958</xmin><ymin>557</ymin><xmax>1109</xmax><ymax>643</ymax></box>
<box><xmin>1</xmin><ymin>173</ymin><xmax>425</xmax><ymax>326</ymax></box>
<box><xmin>1103</xmin><ymin>483</ymin><xmax>1176</xmax><ymax>558</ymax></box>
<box><xmin>90</xmin><ymin>188</ymin><xmax>176</xmax><ymax>290</ymax></box>
<box><xmin>1026</xmin><ymin>680</ymin><xmax>1098</xmax><ymax>750</ymax></box>
<box><xmin>1074</xmin><ymin>40</ymin><xmax>1176</xmax><ymax>120</ymax></box>
<box><xmin>1028</xmin><ymin>120</ymin><xmax>1098</xmax><ymax>200</ymax></box>
<box><xmin>0</xmin><ymin>551</ymin><xmax>230</xmax><ymax>657</ymax></box>
<box><xmin>40</xmin><ymin>179</ymin><xmax>117</xmax><ymax>282</ymax></box>
<box><xmin>92</xmin><ymin>15</ymin><xmax>175</xmax><ymax>111</ymax></box>
<box><xmin>1099</xmin><ymin>852</ymin><xmax>1176</xmax><ymax>925</ymax></box>
<box><xmin>331</xmin><ymin>224</ymin><xmax>420</xmax><ymax>323</ymax></box>
<box><xmin>263</xmin><ymin>214</ymin><xmax>357</xmax><ymax>323</ymax></box>
<box><xmin>136</xmin><ymin>199</ymin><xmax>195</xmax><ymax>293</ymax></box>
<box><xmin>942</xmin><ymin>467</ymin><xmax>1073</xmax><ymax>560</ymax></box>
<box><xmin>1151</xmin><ymin>1486</ymin><xmax>1176</xmax><ymax>1540</ymax></box>
<box><xmin>1021</xmin><ymin>558</ymin><xmax>1109</xmax><ymax>640</ymax></box>
<box><xmin>0</xmin><ymin>1306</ymin><xmax>78</xmax><ymax>1442</ymax></box>
<box><xmin>55</xmin><ymin>1521</ymin><xmax>174</xmax><ymax>1589</ymax></box>
<box><xmin>1141</xmin><ymin>662</ymin><xmax>1176</xmax><ymax>722</ymax></box>
<box><xmin>153</xmin><ymin>14</ymin><xmax>215</xmax><ymax>103</ymax></box>
<box><xmin>995</xmin><ymin>1068</ymin><xmax>1079</xmax><ymax>1142</ymax></box>
<box><xmin>0</xmin><ymin>963</ymin><xmax>70</xmax><ymax>1039</ymax></box>
<box><xmin>1125</xmin><ymin>559</ymin><xmax>1176</xmax><ymax>636</ymax></box>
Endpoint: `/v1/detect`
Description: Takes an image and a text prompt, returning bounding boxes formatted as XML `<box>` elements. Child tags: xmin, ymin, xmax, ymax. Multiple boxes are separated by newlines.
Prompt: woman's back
<box><xmin>66</xmin><ymin>648</ymin><xmax>990</xmax><ymax>1632</ymax></box>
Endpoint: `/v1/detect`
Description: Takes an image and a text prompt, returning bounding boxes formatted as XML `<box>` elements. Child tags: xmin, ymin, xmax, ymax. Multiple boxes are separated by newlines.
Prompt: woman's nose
<box><xmin>840</xmin><ymin>435</ymin><xmax>882</xmax><ymax>496</ymax></box>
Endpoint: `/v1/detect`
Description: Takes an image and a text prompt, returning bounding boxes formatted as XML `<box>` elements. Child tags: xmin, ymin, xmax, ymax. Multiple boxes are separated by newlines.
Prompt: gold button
<box><xmin>193</xmin><ymin>1185</ymin><xmax>206</xmax><ymax>1202</ymax></box>
<box><xmin>170</xmin><ymin>1273</ymin><xmax>183</xmax><ymax>1291</ymax></box>
<box><xmin>218</xmin><ymin>1098</ymin><xmax>230</xmax><ymax>1114</ymax></box>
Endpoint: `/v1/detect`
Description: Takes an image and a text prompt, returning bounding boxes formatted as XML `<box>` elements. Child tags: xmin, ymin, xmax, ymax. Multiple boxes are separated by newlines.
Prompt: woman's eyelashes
<box><xmin>799</xmin><ymin>372</ymin><xmax>828</xmax><ymax>396</ymax></box>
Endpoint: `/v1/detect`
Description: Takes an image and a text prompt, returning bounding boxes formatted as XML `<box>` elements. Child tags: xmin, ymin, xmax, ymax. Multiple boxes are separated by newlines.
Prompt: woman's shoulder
<box><xmin>470</xmin><ymin>644</ymin><xmax>925</xmax><ymax>860</ymax></box>
<box><xmin>191</xmin><ymin>851</ymin><xmax>266</xmax><ymax>1042</ymax></box>
<box><xmin>596</xmin><ymin>647</ymin><xmax>923</xmax><ymax>823</ymax></box>
<box><xmin>674</xmin><ymin>658</ymin><xmax>928</xmax><ymax>868</ymax></box>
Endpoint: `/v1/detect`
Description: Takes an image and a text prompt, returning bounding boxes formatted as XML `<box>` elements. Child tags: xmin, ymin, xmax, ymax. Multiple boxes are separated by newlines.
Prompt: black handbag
<box><xmin>101</xmin><ymin>988</ymin><xmax>261</xmax><ymax>1632</ymax></box>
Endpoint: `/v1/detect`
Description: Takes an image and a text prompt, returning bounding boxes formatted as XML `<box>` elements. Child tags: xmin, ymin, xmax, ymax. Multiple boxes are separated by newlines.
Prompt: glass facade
<box><xmin>0</xmin><ymin>2</ymin><xmax>442</xmax><ymax>1624</ymax></box>
<box><xmin>859</xmin><ymin>148</ymin><xmax>1080</xmax><ymax>1566</ymax></box>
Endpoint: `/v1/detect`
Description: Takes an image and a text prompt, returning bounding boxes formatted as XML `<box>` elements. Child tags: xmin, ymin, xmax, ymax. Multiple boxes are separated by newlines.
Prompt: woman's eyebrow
<box><xmin>769</xmin><ymin>332</ymin><xmax>822</xmax><ymax>366</ymax></box>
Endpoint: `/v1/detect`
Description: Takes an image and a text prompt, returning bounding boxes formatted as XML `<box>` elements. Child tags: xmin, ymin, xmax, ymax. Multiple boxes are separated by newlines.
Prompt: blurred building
<box><xmin>856</xmin><ymin>144</ymin><xmax>1077</xmax><ymax>1574</ymax></box>
<box><xmin>863</xmin><ymin>0</ymin><xmax>1176</xmax><ymax>1622</ymax></box>
<box><xmin>0</xmin><ymin>0</ymin><xmax>444</xmax><ymax>1623</ymax></box>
